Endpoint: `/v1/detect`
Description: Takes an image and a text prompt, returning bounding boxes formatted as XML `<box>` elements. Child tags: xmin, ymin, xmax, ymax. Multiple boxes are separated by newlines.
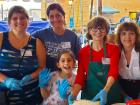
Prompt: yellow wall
<box><xmin>103</xmin><ymin>0</ymin><xmax>140</xmax><ymax>22</ymax></box>
<box><xmin>43</xmin><ymin>0</ymin><xmax>140</xmax><ymax>28</ymax></box>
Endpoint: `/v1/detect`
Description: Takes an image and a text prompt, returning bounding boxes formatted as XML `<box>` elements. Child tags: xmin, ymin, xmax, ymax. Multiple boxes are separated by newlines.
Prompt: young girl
<box><xmin>68</xmin><ymin>16</ymin><xmax>123</xmax><ymax>105</ymax></box>
<box><xmin>39</xmin><ymin>50</ymin><xmax>76</xmax><ymax>105</ymax></box>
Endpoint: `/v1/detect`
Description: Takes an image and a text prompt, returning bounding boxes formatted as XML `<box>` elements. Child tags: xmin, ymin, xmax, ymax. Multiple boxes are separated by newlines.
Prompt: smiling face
<box><xmin>89</xmin><ymin>26</ymin><xmax>107</xmax><ymax>42</ymax></box>
<box><xmin>120</xmin><ymin>30</ymin><xmax>136</xmax><ymax>49</ymax></box>
<box><xmin>8</xmin><ymin>6</ymin><xmax>29</xmax><ymax>33</ymax></box>
<box><xmin>9</xmin><ymin>12</ymin><xmax>29</xmax><ymax>32</ymax></box>
<box><xmin>48</xmin><ymin>9</ymin><xmax>65</xmax><ymax>29</ymax></box>
<box><xmin>57</xmin><ymin>52</ymin><xmax>75</xmax><ymax>75</ymax></box>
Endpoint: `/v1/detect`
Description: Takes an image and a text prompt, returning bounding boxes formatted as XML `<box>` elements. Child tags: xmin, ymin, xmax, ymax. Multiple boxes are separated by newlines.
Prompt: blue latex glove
<box><xmin>68</xmin><ymin>93</ymin><xmax>76</xmax><ymax>105</ymax></box>
<box><xmin>3</xmin><ymin>78</ymin><xmax>22</xmax><ymax>91</ymax></box>
<box><xmin>20</xmin><ymin>75</ymin><xmax>32</xmax><ymax>86</ymax></box>
<box><xmin>92</xmin><ymin>89</ymin><xmax>107</xmax><ymax>105</ymax></box>
<box><xmin>39</xmin><ymin>68</ymin><xmax>51</xmax><ymax>88</ymax></box>
<box><xmin>57</xmin><ymin>79</ymin><xmax>70</xmax><ymax>99</ymax></box>
<box><xmin>125</xmin><ymin>96</ymin><xmax>132</xmax><ymax>103</ymax></box>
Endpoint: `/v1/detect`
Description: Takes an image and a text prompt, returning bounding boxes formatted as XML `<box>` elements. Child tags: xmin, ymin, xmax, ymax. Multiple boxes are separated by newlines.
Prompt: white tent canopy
<box><xmin>2</xmin><ymin>0</ymin><xmax>41</xmax><ymax>10</ymax></box>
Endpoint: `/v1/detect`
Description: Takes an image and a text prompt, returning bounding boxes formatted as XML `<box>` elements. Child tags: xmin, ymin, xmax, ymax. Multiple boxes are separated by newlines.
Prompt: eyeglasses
<box><xmin>91</xmin><ymin>27</ymin><xmax>106</xmax><ymax>33</ymax></box>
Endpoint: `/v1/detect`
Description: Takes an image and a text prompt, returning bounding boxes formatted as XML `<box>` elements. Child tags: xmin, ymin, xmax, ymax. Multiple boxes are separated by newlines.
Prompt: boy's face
<box><xmin>57</xmin><ymin>53</ymin><xmax>75</xmax><ymax>74</ymax></box>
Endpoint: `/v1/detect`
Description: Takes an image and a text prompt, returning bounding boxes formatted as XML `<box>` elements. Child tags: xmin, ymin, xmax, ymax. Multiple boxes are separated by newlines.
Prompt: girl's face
<box><xmin>57</xmin><ymin>53</ymin><xmax>75</xmax><ymax>75</ymax></box>
<box><xmin>48</xmin><ymin>9</ymin><xmax>65</xmax><ymax>29</ymax></box>
<box><xmin>89</xmin><ymin>26</ymin><xmax>107</xmax><ymax>42</ymax></box>
<box><xmin>120</xmin><ymin>30</ymin><xmax>136</xmax><ymax>49</ymax></box>
<box><xmin>9</xmin><ymin>12</ymin><xmax>28</xmax><ymax>32</ymax></box>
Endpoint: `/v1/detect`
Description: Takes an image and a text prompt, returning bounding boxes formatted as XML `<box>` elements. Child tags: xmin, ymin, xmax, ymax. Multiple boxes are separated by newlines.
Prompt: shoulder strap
<box><xmin>1</xmin><ymin>32</ymin><xmax>8</xmax><ymax>49</ymax></box>
<box><xmin>17</xmin><ymin>36</ymin><xmax>31</xmax><ymax>77</ymax></box>
<box><xmin>139</xmin><ymin>52</ymin><xmax>140</xmax><ymax>67</ymax></box>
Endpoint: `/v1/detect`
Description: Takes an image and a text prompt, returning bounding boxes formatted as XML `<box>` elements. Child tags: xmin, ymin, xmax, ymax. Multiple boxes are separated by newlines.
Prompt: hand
<box><xmin>3</xmin><ymin>78</ymin><xmax>22</xmax><ymax>91</ymax></box>
<box><xmin>125</xmin><ymin>96</ymin><xmax>132</xmax><ymax>103</ymax></box>
<box><xmin>57</xmin><ymin>79</ymin><xmax>70</xmax><ymax>99</ymax></box>
<box><xmin>39</xmin><ymin>68</ymin><xmax>51</xmax><ymax>88</ymax></box>
<box><xmin>68</xmin><ymin>93</ymin><xmax>76</xmax><ymax>105</ymax></box>
<box><xmin>20</xmin><ymin>75</ymin><xmax>32</xmax><ymax>86</ymax></box>
<box><xmin>92</xmin><ymin>89</ymin><xmax>107</xmax><ymax>105</ymax></box>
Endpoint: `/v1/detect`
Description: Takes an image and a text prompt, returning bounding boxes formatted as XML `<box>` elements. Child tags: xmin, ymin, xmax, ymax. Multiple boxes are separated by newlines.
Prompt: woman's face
<box><xmin>48</xmin><ymin>9</ymin><xmax>65</xmax><ymax>29</ymax></box>
<box><xmin>9</xmin><ymin>12</ymin><xmax>28</xmax><ymax>32</ymax></box>
<box><xmin>120</xmin><ymin>30</ymin><xmax>136</xmax><ymax>49</ymax></box>
<box><xmin>89</xmin><ymin>26</ymin><xmax>107</xmax><ymax>42</ymax></box>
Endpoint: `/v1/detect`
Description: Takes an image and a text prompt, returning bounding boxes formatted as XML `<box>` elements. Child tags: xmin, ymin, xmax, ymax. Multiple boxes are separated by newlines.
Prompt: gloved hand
<box><xmin>68</xmin><ymin>93</ymin><xmax>76</xmax><ymax>105</ymax></box>
<box><xmin>92</xmin><ymin>89</ymin><xmax>107</xmax><ymax>105</ymax></box>
<box><xmin>56</xmin><ymin>79</ymin><xmax>70</xmax><ymax>99</ymax></box>
<box><xmin>20</xmin><ymin>75</ymin><xmax>32</xmax><ymax>86</ymax></box>
<box><xmin>39</xmin><ymin>68</ymin><xmax>51</xmax><ymax>88</ymax></box>
<box><xmin>3</xmin><ymin>78</ymin><xmax>22</xmax><ymax>91</ymax></box>
<box><xmin>125</xmin><ymin>96</ymin><xmax>132</xmax><ymax>103</ymax></box>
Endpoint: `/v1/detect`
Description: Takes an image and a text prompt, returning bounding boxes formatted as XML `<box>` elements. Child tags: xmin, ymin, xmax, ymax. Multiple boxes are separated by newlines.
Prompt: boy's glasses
<box><xmin>91</xmin><ymin>27</ymin><xmax>106</xmax><ymax>33</ymax></box>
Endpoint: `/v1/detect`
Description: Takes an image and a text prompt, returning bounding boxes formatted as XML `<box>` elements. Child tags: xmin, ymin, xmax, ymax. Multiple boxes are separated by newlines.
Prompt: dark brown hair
<box><xmin>8</xmin><ymin>6</ymin><xmax>29</xmax><ymax>24</ymax></box>
<box><xmin>56</xmin><ymin>50</ymin><xmax>76</xmax><ymax>71</ymax></box>
<box><xmin>46</xmin><ymin>3</ymin><xmax>65</xmax><ymax>17</ymax></box>
<box><xmin>86</xmin><ymin>16</ymin><xmax>110</xmax><ymax>40</ymax></box>
<box><xmin>117</xmin><ymin>22</ymin><xmax>140</xmax><ymax>52</ymax></box>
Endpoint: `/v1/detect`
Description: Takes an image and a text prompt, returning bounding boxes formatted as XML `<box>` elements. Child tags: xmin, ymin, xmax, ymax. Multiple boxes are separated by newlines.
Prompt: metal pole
<box><xmin>96</xmin><ymin>0</ymin><xmax>102</xmax><ymax>16</ymax></box>
<box><xmin>1</xmin><ymin>4</ymin><xmax>3</xmax><ymax>20</ymax></box>
<box><xmin>80</xmin><ymin>0</ymin><xmax>83</xmax><ymax>28</ymax></box>
<box><xmin>90</xmin><ymin>0</ymin><xmax>93</xmax><ymax>19</ymax></box>
<box><xmin>96</xmin><ymin>0</ymin><xmax>99</xmax><ymax>16</ymax></box>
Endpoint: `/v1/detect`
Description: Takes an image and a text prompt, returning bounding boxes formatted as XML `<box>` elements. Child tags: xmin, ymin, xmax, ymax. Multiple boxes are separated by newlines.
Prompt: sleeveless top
<box><xmin>0</xmin><ymin>32</ymin><xmax>42</xmax><ymax>105</ymax></box>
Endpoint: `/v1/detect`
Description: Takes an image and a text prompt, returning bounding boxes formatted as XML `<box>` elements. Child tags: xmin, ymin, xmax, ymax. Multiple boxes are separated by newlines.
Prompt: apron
<box><xmin>81</xmin><ymin>43</ymin><xmax>123</xmax><ymax>105</ymax></box>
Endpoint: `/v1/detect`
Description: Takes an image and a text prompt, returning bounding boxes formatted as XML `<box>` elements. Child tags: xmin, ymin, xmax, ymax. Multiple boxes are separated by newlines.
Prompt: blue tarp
<box><xmin>102</xmin><ymin>6</ymin><xmax>120</xmax><ymax>14</ymax></box>
<box><xmin>0</xmin><ymin>21</ymin><xmax>50</xmax><ymax>34</ymax></box>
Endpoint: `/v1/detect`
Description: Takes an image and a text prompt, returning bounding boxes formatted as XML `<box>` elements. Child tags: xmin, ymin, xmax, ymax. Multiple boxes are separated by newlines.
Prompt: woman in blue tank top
<box><xmin>0</xmin><ymin>6</ymin><xmax>46</xmax><ymax>105</ymax></box>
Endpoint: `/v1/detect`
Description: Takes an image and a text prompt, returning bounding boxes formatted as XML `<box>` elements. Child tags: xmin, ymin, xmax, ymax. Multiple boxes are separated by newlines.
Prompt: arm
<box><xmin>40</xmin><ymin>87</ymin><xmax>50</xmax><ymax>100</ymax></box>
<box><xmin>74</xmin><ymin>35</ymin><xmax>81</xmax><ymax>60</ymax></box>
<box><xmin>72</xmin><ymin>49</ymin><xmax>87</xmax><ymax>96</ymax></box>
<box><xmin>108</xmin><ymin>45</ymin><xmax>120</xmax><ymax>80</ymax></box>
<box><xmin>0</xmin><ymin>32</ymin><xmax>3</xmax><ymax>49</ymax></box>
<box><xmin>92</xmin><ymin>45</ymin><xmax>120</xmax><ymax>105</ymax></box>
<box><xmin>30</xmin><ymin>38</ymin><xmax>46</xmax><ymax>79</ymax></box>
<box><xmin>71</xmin><ymin>84</ymin><xmax>82</xmax><ymax>96</ymax></box>
<box><xmin>104</xmin><ymin>45</ymin><xmax>120</xmax><ymax>92</ymax></box>
<box><xmin>0</xmin><ymin>73</ymin><xmax>7</xmax><ymax>82</ymax></box>
<box><xmin>0</xmin><ymin>32</ymin><xmax>6</xmax><ymax>82</ymax></box>
<box><xmin>103</xmin><ymin>76</ymin><xmax>115</xmax><ymax>92</ymax></box>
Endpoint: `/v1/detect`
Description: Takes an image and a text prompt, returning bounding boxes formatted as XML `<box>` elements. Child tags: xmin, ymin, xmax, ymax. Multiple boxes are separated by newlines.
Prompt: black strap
<box><xmin>17</xmin><ymin>36</ymin><xmax>31</xmax><ymax>77</ymax></box>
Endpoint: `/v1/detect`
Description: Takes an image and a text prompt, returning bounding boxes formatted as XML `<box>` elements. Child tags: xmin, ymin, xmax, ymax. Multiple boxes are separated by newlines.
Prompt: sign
<box><xmin>69</xmin><ymin>16</ymin><xmax>74</xmax><ymax>29</ymax></box>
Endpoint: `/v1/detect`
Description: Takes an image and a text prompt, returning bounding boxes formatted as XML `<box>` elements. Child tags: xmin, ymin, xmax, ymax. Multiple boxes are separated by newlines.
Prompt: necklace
<box><xmin>51</xmin><ymin>28</ymin><xmax>65</xmax><ymax>43</ymax></box>
<box><xmin>9</xmin><ymin>31</ymin><xmax>30</xmax><ymax>49</ymax></box>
